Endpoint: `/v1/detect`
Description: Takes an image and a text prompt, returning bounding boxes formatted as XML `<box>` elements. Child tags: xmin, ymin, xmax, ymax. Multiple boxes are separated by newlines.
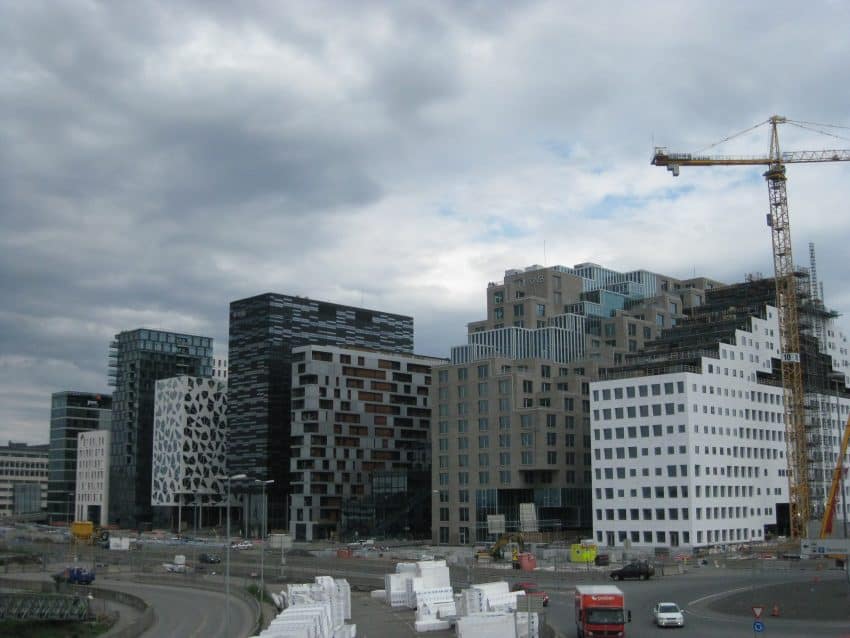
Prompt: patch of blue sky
<box><xmin>542</xmin><ymin>139</ymin><xmax>575</xmax><ymax>160</ymax></box>
<box><xmin>437</xmin><ymin>203</ymin><xmax>459</xmax><ymax>218</ymax></box>
<box><xmin>584</xmin><ymin>194</ymin><xmax>641</xmax><ymax>220</ymax></box>
<box><xmin>480</xmin><ymin>218</ymin><xmax>531</xmax><ymax>240</ymax></box>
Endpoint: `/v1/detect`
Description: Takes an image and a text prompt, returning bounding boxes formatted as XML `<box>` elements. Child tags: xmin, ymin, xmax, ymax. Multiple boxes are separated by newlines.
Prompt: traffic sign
<box><xmin>752</xmin><ymin>606</ymin><xmax>763</xmax><ymax>619</ymax></box>
<box><xmin>753</xmin><ymin>620</ymin><xmax>765</xmax><ymax>633</ymax></box>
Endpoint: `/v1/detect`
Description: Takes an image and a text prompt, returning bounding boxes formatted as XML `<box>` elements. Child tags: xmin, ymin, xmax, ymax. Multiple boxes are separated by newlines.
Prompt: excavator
<box><xmin>477</xmin><ymin>532</ymin><xmax>525</xmax><ymax>568</ymax></box>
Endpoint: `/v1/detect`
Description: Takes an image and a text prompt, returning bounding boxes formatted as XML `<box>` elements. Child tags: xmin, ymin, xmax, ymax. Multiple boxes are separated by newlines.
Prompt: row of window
<box><xmin>437</xmin><ymin>365</ymin><xmax>590</xmax><ymax>385</ymax></box>
<box><xmin>594</xmin><ymin>381</ymin><xmax>685</xmax><ymax>402</ymax></box>
<box><xmin>596</xmin><ymin>504</ymin><xmax>774</xmax><ymax>523</ymax></box>
<box><xmin>437</xmin><ymin>469</ymin><xmax>585</xmax><ymax>486</ymax></box>
<box><xmin>596</xmin><ymin>482</ymin><xmax>778</xmax><ymax>502</ymax></box>
<box><xmin>595</xmin><ymin>527</ymin><xmax>762</xmax><ymax>545</ymax></box>
<box><xmin>438</xmin><ymin>418</ymin><xmax>581</xmax><ymax>437</ymax></box>
<box><xmin>439</xmin><ymin>450</ymin><xmax>572</xmax><ymax>467</ymax></box>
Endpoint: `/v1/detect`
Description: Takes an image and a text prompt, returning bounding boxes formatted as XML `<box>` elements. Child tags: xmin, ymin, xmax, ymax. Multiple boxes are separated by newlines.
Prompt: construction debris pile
<box><xmin>371</xmin><ymin>560</ymin><xmax>539</xmax><ymax>637</ymax></box>
<box><xmin>257</xmin><ymin>576</ymin><xmax>355</xmax><ymax>638</ymax></box>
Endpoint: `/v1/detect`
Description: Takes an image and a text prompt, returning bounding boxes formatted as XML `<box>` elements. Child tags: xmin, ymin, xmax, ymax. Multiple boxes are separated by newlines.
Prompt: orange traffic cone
<box><xmin>771</xmin><ymin>604</ymin><xmax>780</xmax><ymax>617</ymax></box>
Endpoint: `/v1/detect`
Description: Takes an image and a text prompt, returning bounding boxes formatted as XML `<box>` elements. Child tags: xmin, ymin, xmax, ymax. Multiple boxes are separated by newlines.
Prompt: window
<box><xmin>513</xmin><ymin>303</ymin><xmax>524</xmax><ymax>317</ymax></box>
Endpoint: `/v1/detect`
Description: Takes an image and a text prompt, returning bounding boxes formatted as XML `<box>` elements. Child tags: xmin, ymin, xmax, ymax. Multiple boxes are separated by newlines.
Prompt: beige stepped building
<box><xmin>432</xmin><ymin>262</ymin><xmax>721</xmax><ymax>545</ymax></box>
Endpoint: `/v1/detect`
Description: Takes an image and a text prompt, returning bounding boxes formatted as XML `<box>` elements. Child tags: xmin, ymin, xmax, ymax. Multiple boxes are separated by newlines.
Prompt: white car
<box><xmin>653</xmin><ymin>602</ymin><xmax>685</xmax><ymax>627</ymax></box>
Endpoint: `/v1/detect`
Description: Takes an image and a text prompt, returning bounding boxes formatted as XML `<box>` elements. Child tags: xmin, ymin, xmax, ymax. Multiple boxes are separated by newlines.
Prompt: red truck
<box><xmin>575</xmin><ymin>585</ymin><xmax>631</xmax><ymax>637</ymax></box>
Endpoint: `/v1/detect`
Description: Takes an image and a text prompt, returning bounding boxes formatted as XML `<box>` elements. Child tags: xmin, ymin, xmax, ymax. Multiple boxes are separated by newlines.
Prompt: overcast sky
<box><xmin>3</xmin><ymin>1</ymin><xmax>850</xmax><ymax>444</ymax></box>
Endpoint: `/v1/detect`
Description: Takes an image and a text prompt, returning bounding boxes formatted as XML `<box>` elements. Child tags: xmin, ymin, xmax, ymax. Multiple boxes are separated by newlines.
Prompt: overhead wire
<box><xmin>785</xmin><ymin>121</ymin><xmax>850</xmax><ymax>145</ymax></box>
<box><xmin>693</xmin><ymin>118</ymin><xmax>770</xmax><ymax>154</ymax></box>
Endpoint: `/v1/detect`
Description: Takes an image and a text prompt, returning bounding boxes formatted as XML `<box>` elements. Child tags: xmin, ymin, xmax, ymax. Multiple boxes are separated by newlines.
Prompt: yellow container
<box><xmin>70</xmin><ymin>520</ymin><xmax>94</xmax><ymax>541</ymax></box>
<box><xmin>570</xmin><ymin>542</ymin><xmax>598</xmax><ymax>563</ymax></box>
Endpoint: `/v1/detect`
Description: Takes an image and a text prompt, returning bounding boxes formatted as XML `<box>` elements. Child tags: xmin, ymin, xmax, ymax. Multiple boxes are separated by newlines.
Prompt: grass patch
<box><xmin>245</xmin><ymin>583</ymin><xmax>276</xmax><ymax>605</ymax></box>
<box><xmin>0</xmin><ymin>619</ymin><xmax>112</xmax><ymax>638</ymax></box>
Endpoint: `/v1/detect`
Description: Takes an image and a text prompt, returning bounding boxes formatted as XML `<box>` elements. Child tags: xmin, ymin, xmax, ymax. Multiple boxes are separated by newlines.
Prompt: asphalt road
<box><xmin>98</xmin><ymin>578</ymin><xmax>256</xmax><ymax>638</ymax></box>
<box><xmin>20</xmin><ymin>541</ymin><xmax>850</xmax><ymax>637</ymax></box>
<box><xmin>544</xmin><ymin>568</ymin><xmax>850</xmax><ymax>638</ymax></box>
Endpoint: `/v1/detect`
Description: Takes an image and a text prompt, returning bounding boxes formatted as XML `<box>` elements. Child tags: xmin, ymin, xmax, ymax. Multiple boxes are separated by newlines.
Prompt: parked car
<box><xmin>610</xmin><ymin>560</ymin><xmax>655</xmax><ymax>581</ymax></box>
<box><xmin>53</xmin><ymin>567</ymin><xmax>95</xmax><ymax>585</ymax></box>
<box><xmin>653</xmin><ymin>601</ymin><xmax>685</xmax><ymax>627</ymax></box>
<box><xmin>199</xmin><ymin>553</ymin><xmax>221</xmax><ymax>564</ymax></box>
<box><xmin>511</xmin><ymin>581</ymin><xmax>549</xmax><ymax>606</ymax></box>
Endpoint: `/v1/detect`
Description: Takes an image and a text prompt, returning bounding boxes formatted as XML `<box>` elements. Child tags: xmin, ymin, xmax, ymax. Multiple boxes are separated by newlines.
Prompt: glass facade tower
<box><xmin>228</xmin><ymin>293</ymin><xmax>413</xmax><ymax>531</ymax></box>
<box><xmin>108</xmin><ymin>328</ymin><xmax>212</xmax><ymax>529</ymax></box>
<box><xmin>47</xmin><ymin>392</ymin><xmax>111</xmax><ymax>523</ymax></box>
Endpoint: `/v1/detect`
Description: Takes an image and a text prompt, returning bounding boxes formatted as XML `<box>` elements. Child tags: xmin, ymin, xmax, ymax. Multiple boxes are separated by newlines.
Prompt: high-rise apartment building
<box><xmin>47</xmin><ymin>392</ymin><xmax>111</xmax><ymax>523</ymax></box>
<box><xmin>228</xmin><ymin>293</ymin><xmax>413</xmax><ymax>530</ymax></box>
<box><xmin>75</xmin><ymin>429</ymin><xmax>111</xmax><ymax>526</ymax></box>
<box><xmin>0</xmin><ymin>442</ymin><xmax>48</xmax><ymax>518</ymax></box>
<box><xmin>108</xmin><ymin>329</ymin><xmax>213</xmax><ymax>529</ymax></box>
<box><xmin>433</xmin><ymin>263</ymin><xmax>720</xmax><ymax>544</ymax></box>
<box><xmin>213</xmin><ymin>352</ymin><xmax>228</xmax><ymax>385</ymax></box>
<box><xmin>151</xmin><ymin>376</ymin><xmax>227</xmax><ymax>529</ymax></box>
<box><xmin>591</xmin><ymin>276</ymin><xmax>850</xmax><ymax>548</ymax></box>
<box><xmin>289</xmin><ymin>345</ymin><xmax>446</xmax><ymax>541</ymax></box>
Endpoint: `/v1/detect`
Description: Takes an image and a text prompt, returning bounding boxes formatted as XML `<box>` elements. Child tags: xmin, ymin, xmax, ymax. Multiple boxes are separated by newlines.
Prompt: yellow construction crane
<box><xmin>819</xmin><ymin>414</ymin><xmax>850</xmax><ymax>538</ymax></box>
<box><xmin>652</xmin><ymin>115</ymin><xmax>850</xmax><ymax>540</ymax></box>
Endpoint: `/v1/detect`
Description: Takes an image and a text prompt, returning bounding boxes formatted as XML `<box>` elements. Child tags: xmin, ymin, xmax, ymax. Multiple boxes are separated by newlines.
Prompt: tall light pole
<box><xmin>255</xmin><ymin>479</ymin><xmax>274</xmax><ymax>603</ymax></box>
<box><xmin>226</xmin><ymin>473</ymin><xmax>247</xmax><ymax>638</ymax></box>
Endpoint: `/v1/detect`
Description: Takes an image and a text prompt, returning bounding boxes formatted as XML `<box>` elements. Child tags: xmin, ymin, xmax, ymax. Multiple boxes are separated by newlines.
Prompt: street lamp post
<box><xmin>226</xmin><ymin>473</ymin><xmax>247</xmax><ymax>638</ymax></box>
<box><xmin>255</xmin><ymin>479</ymin><xmax>274</xmax><ymax>604</ymax></box>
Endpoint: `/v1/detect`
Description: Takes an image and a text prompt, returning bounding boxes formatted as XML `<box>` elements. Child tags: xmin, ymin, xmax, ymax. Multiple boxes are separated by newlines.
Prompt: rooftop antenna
<box><xmin>543</xmin><ymin>240</ymin><xmax>547</xmax><ymax>266</ymax></box>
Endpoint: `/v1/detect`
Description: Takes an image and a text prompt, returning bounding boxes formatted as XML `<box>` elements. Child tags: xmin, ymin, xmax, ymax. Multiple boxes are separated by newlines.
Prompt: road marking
<box><xmin>688</xmin><ymin>585</ymin><xmax>753</xmax><ymax>608</ymax></box>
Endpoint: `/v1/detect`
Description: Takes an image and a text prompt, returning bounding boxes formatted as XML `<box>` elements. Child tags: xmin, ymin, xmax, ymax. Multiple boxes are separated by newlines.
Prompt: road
<box><xmin>544</xmin><ymin>568</ymin><xmax>850</xmax><ymax>638</ymax></box>
<box><xmin>19</xmin><ymin>541</ymin><xmax>850</xmax><ymax>636</ymax></box>
<box><xmin>98</xmin><ymin>578</ymin><xmax>256</xmax><ymax>638</ymax></box>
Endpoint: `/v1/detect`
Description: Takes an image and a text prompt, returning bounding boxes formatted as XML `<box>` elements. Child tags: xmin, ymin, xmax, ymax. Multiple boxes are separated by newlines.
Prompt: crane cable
<box><xmin>693</xmin><ymin>118</ymin><xmax>771</xmax><ymax>154</ymax></box>
<box><xmin>785</xmin><ymin>120</ymin><xmax>850</xmax><ymax>145</ymax></box>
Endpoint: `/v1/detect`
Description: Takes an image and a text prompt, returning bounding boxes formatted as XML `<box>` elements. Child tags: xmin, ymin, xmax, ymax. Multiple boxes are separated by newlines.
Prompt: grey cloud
<box><xmin>2</xmin><ymin>1</ymin><xmax>850</xmax><ymax>444</ymax></box>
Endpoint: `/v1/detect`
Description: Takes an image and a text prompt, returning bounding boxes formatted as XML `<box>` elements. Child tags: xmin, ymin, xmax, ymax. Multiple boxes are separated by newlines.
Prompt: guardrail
<box><xmin>0</xmin><ymin>576</ymin><xmax>155</xmax><ymax>638</ymax></box>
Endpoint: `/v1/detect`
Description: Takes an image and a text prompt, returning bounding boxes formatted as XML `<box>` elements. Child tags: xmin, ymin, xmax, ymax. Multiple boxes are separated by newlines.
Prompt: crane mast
<box><xmin>652</xmin><ymin>115</ymin><xmax>850</xmax><ymax>539</ymax></box>
<box><xmin>764</xmin><ymin>118</ymin><xmax>808</xmax><ymax>539</ymax></box>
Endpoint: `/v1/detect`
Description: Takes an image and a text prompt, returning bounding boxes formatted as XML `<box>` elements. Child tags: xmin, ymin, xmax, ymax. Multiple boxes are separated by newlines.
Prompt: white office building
<box><xmin>75</xmin><ymin>430</ymin><xmax>110</xmax><ymax>526</ymax></box>
<box><xmin>591</xmin><ymin>301</ymin><xmax>850</xmax><ymax>550</ymax></box>
<box><xmin>151</xmin><ymin>376</ymin><xmax>228</xmax><ymax>522</ymax></box>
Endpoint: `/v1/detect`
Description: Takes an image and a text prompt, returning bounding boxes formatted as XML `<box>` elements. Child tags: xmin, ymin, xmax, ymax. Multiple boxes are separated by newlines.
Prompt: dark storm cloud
<box><xmin>2</xmin><ymin>1</ymin><xmax>850</xmax><ymax>443</ymax></box>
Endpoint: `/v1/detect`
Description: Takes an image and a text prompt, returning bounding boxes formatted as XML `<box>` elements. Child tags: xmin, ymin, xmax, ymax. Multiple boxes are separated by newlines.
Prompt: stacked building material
<box><xmin>254</xmin><ymin>576</ymin><xmax>355</xmax><ymax>638</ymax></box>
<box><xmin>456</xmin><ymin>610</ymin><xmax>539</xmax><ymax>638</ymax></box>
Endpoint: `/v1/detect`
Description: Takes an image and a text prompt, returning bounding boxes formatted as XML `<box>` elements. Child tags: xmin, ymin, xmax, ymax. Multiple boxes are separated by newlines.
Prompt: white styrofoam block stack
<box><xmin>397</xmin><ymin>562</ymin><xmax>418</xmax><ymax>573</ymax></box>
<box><xmin>332</xmin><ymin>623</ymin><xmax>357</xmax><ymax>638</ymax></box>
<box><xmin>414</xmin><ymin>617</ymin><xmax>452</xmax><ymax>632</ymax></box>
<box><xmin>456</xmin><ymin>612</ymin><xmax>518</xmax><ymax>638</ymax></box>
<box><xmin>257</xmin><ymin>577</ymin><xmax>356</xmax><ymax>638</ymax></box>
<box><xmin>385</xmin><ymin>572</ymin><xmax>413</xmax><ymax>608</ymax></box>
<box><xmin>488</xmin><ymin>590</ymin><xmax>524</xmax><ymax>612</ymax></box>
<box><xmin>336</xmin><ymin>579</ymin><xmax>352</xmax><ymax>620</ymax></box>
<box><xmin>514</xmin><ymin>611</ymin><xmax>539</xmax><ymax>638</ymax></box>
